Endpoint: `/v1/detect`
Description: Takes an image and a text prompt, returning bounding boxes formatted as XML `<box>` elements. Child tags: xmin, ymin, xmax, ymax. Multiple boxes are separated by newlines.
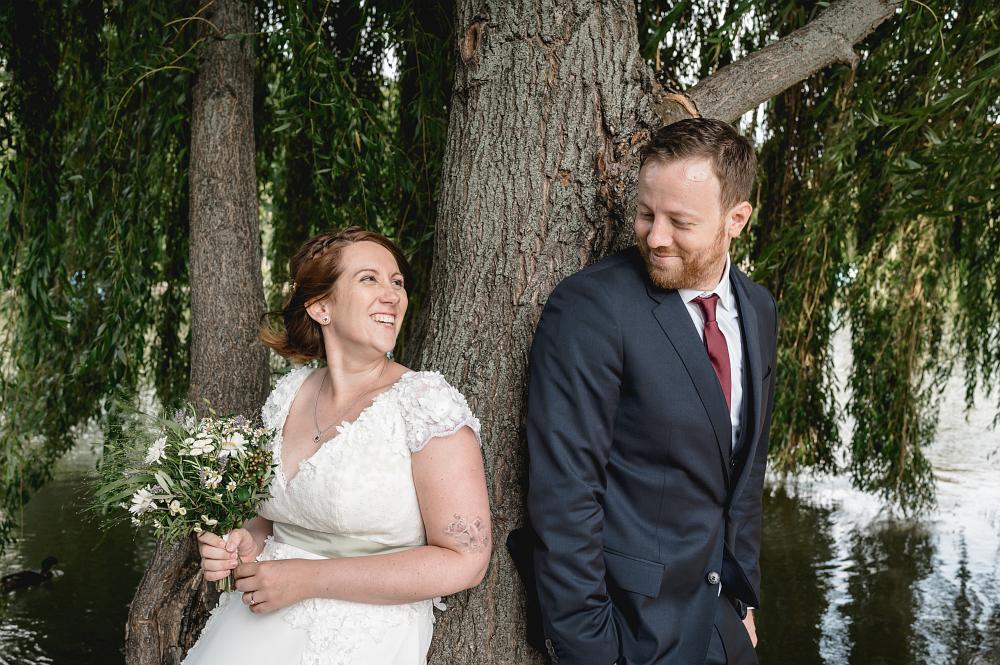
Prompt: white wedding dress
<box><xmin>182</xmin><ymin>366</ymin><xmax>481</xmax><ymax>665</ymax></box>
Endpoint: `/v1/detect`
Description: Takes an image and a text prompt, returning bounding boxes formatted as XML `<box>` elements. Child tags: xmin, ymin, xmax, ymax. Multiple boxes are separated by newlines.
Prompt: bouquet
<box><xmin>95</xmin><ymin>406</ymin><xmax>277</xmax><ymax>591</ymax></box>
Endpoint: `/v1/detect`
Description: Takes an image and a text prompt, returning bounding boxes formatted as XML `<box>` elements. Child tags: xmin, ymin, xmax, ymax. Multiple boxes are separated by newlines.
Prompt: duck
<box><xmin>1</xmin><ymin>556</ymin><xmax>58</xmax><ymax>592</ymax></box>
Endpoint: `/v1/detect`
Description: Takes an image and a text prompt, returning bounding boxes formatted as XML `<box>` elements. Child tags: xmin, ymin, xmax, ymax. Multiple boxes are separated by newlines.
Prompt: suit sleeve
<box><xmin>527</xmin><ymin>274</ymin><xmax>622</xmax><ymax>665</ymax></box>
<box><xmin>732</xmin><ymin>291</ymin><xmax>779</xmax><ymax>605</ymax></box>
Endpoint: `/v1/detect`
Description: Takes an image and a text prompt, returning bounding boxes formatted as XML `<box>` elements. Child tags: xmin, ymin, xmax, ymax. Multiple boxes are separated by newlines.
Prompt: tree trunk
<box><xmin>125</xmin><ymin>2</ymin><xmax>268</xmax><ymax>663</ymax></box>
<box><xmin>413</xmin><ymin>2</ymin><xmax>658</xmax><ymax>662</ymax></box>
<box><xmin>414</xmin><ymin>1</ymin><xmax>901</xmax><ymax>663</ymax></box>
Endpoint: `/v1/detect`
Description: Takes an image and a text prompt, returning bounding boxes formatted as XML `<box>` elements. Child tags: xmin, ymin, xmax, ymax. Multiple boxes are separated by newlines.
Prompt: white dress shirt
<box><xmin>677</xmin><ymin>255</ymin><xmax>744</xmax><ymax>451</ymax></box>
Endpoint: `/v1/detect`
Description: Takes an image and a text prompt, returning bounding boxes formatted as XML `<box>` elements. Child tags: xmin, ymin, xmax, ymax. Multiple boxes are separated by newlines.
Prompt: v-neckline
<box><xmin>275</xmin><ymin>367</ymin><xmax>413</xmax><ymax>486</ymax></box>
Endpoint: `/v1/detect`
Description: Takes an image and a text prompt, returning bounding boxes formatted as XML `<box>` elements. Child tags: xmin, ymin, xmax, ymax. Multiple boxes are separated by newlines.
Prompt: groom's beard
<box><xmin>638</xmin><ymin>221</ymin><xmax>728</xmax><ymax>291</ymax></box>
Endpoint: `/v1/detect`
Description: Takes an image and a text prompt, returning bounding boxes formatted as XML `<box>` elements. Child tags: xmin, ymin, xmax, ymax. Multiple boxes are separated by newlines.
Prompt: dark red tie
<box><xmin>693</xmin><ymin>294</ymin><xmax>731</xmax><ymax>410</ymax></box>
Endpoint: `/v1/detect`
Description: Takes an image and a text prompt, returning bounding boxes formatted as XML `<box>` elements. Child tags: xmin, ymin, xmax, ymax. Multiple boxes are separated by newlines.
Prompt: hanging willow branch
<box><xmin>0</xmin><ymin>0</ymin><xmax>998</xmax><ymax>555</ymax></box>
<box><xmin>0</xmin><ymin>0</ymin><xmax>451</xmax><ymax>551</ymax></box>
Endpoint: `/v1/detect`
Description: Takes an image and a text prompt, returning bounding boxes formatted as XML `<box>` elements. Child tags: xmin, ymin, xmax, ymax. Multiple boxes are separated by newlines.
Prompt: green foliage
<box><xmin>256</xmin><ymin>0</ymin><xmax>452</xmax><ymax>353</ymax></box>
<box><xmin>0</xmin><ymin>0</ymin><xmax>195</xmax><ymax>549</ymax></box>
<box><xmin>0</xmin><ymin>0</ymin><xmax>451</xmax><ymax>551</ymax></box>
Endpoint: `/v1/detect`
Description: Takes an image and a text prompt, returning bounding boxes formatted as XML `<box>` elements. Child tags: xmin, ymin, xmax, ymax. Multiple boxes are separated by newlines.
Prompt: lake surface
<box><xmin>2</xmin><ymin>353</ymin><xmax>998</xmax><ymax>663</ymax></box>
<box><xmin>0</xmin><ymin>440</ymin><xmax>156</xmax><ymax>664</ymax></box>
<box><xmin>756</xmin><ymin>333</ymin><xmax>1000</xmax><ymax>665</ymax></box>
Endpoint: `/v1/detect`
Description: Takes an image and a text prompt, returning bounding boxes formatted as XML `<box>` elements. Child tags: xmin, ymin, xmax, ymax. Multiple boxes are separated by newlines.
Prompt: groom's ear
<box><xmin>725</xmin><ymin>201</ymin><xmax>753</xmax><ymax>238</ymax></box>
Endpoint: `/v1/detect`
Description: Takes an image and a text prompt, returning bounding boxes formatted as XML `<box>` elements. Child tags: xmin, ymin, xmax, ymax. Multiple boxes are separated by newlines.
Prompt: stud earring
<box><xmin>322</xmin><ymin>316</ymin><xmax>330</xmax><ymax>324</ymax></box>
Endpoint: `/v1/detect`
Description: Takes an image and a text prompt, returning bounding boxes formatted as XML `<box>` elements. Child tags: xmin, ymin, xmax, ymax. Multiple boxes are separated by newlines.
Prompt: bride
<box><xmin>183</xmin><ymin>227</ymin><xmax>490</xmax><ymax>665</ymax></box>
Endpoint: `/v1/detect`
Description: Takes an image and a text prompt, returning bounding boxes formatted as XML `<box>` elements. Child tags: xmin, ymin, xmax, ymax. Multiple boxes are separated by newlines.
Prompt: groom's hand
<box><xmin>743</xmin><ymin>609</ymin><xmax>757</xmax><ymax>648</ymax></box>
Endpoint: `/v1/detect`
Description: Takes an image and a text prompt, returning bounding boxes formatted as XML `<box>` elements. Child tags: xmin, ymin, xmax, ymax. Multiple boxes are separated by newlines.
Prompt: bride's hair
<box><xmin>260</xmin><ymin>226</ymin><xmax>413</xmax><ymax>363</ymax></box>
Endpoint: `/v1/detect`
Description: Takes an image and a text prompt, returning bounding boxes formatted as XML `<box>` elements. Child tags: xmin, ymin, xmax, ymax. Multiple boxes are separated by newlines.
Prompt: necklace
<box><xmin>312</xmin><ymin>359</ymin><xmax>388</xmax><ymax>443</ymax></box>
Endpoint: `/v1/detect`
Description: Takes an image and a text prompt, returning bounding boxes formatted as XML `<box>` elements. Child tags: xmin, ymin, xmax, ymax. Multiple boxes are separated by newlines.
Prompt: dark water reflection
<box><xmin>757</xmin><ymin>377</ymin><xmax>1000</xmax><ymax>665</ymax></box>
<box><xmin>757</xmin><ymin>484</ymin><xmax>837</xmax><ymax>664</ymax></box>
<box><xmin>755</xmin><ymin>326</ymin><xmax>1000</xmax><ymax>665</ymax></box>
<box><xmin>0</xmin><ymin>442</ymin><xmax>155</xmax><ymax>665</ymax></box>
<box><xmin>759</xmin><ymin>482</ymin><xmax>1000</xmax><ymax>665</ymax></box>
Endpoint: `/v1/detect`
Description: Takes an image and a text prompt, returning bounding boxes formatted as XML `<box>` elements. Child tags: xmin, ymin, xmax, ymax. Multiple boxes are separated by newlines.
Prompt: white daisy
<box><xmin>186</xmin><ymin>438</ymin><xmax>215</xmax><ymax>456</ymax></box>
<box><xmin>217</xmin><ymin>432</ymin><xmax>247</xmax><ymax>459</ymax></box>
<box><xmin>129</xmin><ymin>487</ymin><xmax>156</xmax><ymax>515</ymax></box>
<box><xmin>144</xmin><ymin>437</ymin><xmax>168</xmax><ymax>465</ymax></box>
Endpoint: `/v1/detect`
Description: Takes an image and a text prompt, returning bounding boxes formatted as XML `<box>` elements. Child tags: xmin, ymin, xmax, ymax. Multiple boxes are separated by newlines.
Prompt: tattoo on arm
<box><xmin>444</xmin><ymin>514</ymin><xmax>490</xmax><ymax>553</ymax></box>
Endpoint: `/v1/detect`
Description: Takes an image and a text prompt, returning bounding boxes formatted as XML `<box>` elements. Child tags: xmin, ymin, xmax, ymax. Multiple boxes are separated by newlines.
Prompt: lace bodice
<box><xmin>257</xmin><ymin>366</ymin><xmax>482</xmax><ymax>546</ymax></box>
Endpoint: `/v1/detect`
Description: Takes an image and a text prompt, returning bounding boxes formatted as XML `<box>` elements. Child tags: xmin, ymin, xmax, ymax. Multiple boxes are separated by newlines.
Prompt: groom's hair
<box><xmin>640</xmin><ymin>118</ymin><xmax>757</xmax><ymax>211</ymax></box>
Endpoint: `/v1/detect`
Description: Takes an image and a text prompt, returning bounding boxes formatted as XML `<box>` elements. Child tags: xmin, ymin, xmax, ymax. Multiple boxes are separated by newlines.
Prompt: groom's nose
<box><xmin>646</xmin><ymin>217</ymin><xmax>674</xmax><ymax>249</ymax></box>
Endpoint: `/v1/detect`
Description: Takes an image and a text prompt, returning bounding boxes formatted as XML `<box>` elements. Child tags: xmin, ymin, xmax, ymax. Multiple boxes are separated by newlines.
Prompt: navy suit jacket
<box><xmin>522</xmin><ymin>247</ymin><xmax>778</xmax><ymax>665</ymax></box>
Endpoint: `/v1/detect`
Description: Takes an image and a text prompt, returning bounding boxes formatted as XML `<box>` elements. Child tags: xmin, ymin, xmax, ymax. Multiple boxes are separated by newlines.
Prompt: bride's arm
<box><xmin>234</xmin><ymin>427</ymin><xmax>491</xmax><ymax>610</ymax></box>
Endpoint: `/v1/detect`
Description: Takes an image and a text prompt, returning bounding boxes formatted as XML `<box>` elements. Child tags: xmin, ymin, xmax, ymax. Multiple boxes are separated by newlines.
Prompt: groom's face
<box><xmin>634</xmin><ymin>156</ymin><xmax>750</xmax><ymax>291</ymax></box>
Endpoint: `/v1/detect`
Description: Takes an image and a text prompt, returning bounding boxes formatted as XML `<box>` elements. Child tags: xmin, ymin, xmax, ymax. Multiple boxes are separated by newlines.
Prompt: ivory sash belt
<box><xmin>272</xmin><ymin>522</ymin><xmax>415</xmax><ymax>559</ymax></box>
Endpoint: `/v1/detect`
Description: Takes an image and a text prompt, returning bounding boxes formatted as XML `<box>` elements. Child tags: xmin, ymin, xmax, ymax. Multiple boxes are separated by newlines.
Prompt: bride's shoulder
<box><xmin>393</xmin><ymin>371</ymin><xmax>481</xmax><ymax>452</ymax></box>
<box><xmin>261</xmin><ymin>365</ymin><xmax>315</xmax><ymax>428</ymax></box>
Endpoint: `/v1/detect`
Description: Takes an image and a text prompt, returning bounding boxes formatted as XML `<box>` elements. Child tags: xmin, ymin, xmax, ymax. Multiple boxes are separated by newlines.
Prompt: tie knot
<box><xmin>693</xmin><ymin>294</ymin><xmax>720</xmax><ymax>323</ymax></box>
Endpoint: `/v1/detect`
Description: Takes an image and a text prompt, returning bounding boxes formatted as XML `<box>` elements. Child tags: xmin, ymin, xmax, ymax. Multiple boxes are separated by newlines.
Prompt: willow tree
<box><xmin>0</xmin><ymin>0</ymin><xmax>196</xmax><ymax>548</ymax></box>
<box><xmin>124</xmin><ymin>1</ymin><xmax>270</xmax><ymax>662</ymax></box>
<box><xmin>3</xmin><ymin>0</ymin><xmax>1000</xmax><ymax>664</ymax></box>
<box><xmin>411</xmin><ymin>1</ymin><xmax>904</xmax><ymax>662</ymax></box>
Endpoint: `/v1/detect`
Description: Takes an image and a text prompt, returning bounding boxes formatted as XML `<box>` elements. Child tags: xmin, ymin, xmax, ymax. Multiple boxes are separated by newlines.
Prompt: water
<box><xmin>0</xmin><ymin>442</ymin><xmax>155</xmax><ymax>664</ymax></box>
<box><xmin>756</xmin><ymin>339</ymin><xmax>1000</xmax><ymax>665</ymax></box>
<box><xmin>1</xmin><ymin>358</ymin><xmax>998</xmax><ymax>663</ymax></box>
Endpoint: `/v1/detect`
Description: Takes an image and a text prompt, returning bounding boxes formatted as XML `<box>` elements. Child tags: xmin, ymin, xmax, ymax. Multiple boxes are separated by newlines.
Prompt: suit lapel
<box><xmin>647</xmin><ymin>283</ymin><xmax>732</xmax><ymax>480</ymax></box>
<box><xmin>730</xmin><ymin>269</ymin><xmax>763</xmax><ymax>498</ymax></box>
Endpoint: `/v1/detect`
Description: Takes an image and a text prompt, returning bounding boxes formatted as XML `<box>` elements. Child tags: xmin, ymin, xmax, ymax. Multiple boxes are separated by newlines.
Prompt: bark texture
<box><xmin>413</xmin><ymin>2</ymin><xmax>658</xmax><ymax>663</ymax></box>
<box><xmin>125</xmin><ymin>2</ymin><xmax>268</xmax><ymax>663</ymax></box>
<box><xmin>415</xmin><ymin>1</ymin><xmax>902</xmax><ymax>664</ymax></box>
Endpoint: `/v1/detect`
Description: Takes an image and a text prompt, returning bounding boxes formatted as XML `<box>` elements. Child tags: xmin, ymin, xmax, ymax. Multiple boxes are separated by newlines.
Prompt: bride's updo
<box><xmin>260</xmin><ymin>226</ymin><xmax>413</xmax><ymax>363</ymax></box>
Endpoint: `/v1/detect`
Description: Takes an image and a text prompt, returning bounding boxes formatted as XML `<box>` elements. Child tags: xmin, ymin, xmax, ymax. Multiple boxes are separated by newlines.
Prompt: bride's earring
<box><xmin>322</xmin><ymin>316</ymin><xmax>330</xmax><ymax>325</ymax></box>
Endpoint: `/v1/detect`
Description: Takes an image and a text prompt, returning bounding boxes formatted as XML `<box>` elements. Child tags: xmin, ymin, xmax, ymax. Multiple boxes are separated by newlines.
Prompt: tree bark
<box><xmin>414</xmin><ymin>1</ymin><xmax>901</xmax><ymax>663</ymax></box>
<box><xmin>125</xmin><ymin>2</ymin><xmax>268</xmax><ymax>663</ymax></box>
<box><xmin>413</xmin><ymin>3</ymin><xmax>658</xmax><ymax>663</ymax></box>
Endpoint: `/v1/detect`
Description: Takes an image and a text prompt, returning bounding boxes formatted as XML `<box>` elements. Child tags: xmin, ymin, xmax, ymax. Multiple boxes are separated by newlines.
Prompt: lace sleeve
<box><xmin>399</xmin><ymin>372</ymin><xmax>482</xmax><ymax>453</ymax></box>
<box><xmin>261</xmin><ymin>365</ymin><xmax>312</xmax><ymax>429</ymax></box>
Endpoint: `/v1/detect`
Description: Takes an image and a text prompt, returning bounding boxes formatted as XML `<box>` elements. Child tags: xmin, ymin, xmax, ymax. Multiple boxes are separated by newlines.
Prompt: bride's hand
<box><xmin>196</xmin><ymin>529</ymin><xmax>258</xmax><ymax>582</ymax></box>
<box><xmin>234</xmin><ymin>559</ymin><xmax>309</xmax><ymax>614</ymax></box>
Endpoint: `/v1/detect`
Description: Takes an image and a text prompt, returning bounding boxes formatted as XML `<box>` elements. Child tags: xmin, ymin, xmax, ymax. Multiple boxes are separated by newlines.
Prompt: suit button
<box><xmin>545</xmin><ymin>638</ymin><xmax>559</xmax><ymax>662</ymax></box>
<box><xmin>706</xmin><ymin>570</ymin><xmax>721</xmax><ymax>585</ymax></box>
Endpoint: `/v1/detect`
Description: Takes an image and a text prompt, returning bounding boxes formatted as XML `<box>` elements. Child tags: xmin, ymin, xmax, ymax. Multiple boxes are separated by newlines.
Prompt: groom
<box><xmin>523</xmin><ymin>118</ymin><xmax>777</xmax><ymax>665</ymax></box>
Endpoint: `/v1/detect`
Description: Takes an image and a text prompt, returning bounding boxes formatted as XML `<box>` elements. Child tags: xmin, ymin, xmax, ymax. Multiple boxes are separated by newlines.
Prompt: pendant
<box><xmin>313</xmin><ymin>435</ymin><xmax>320</xmax><ymax>443</ymax></box>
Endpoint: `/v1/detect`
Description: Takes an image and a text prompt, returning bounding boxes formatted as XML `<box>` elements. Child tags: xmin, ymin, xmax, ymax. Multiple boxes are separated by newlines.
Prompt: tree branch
<box><xmin>663</xmin><ymin>0</ymin><xmax>902</xmax><ymax>124</ymax></box>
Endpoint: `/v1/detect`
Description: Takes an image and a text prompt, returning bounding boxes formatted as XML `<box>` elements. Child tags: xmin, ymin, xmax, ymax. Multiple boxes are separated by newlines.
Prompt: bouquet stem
<box><xmin>215</xmin><ymin>571</ymin><xmax>235</xmax><ymax>592</ymax></box>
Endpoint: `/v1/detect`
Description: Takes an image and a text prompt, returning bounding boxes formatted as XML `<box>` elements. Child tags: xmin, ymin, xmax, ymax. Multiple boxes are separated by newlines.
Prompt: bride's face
<box><xmin>315</xmin><ymin>241</ymin><xmax>408</xmax><ymax>357</ymax></box>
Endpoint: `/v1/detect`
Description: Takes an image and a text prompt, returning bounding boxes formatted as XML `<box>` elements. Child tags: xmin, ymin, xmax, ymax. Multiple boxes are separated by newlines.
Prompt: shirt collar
<box><xmin>678</xmin><ymin>255</ymin><xmax>734</xmax><ymax>312</ymax></box>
